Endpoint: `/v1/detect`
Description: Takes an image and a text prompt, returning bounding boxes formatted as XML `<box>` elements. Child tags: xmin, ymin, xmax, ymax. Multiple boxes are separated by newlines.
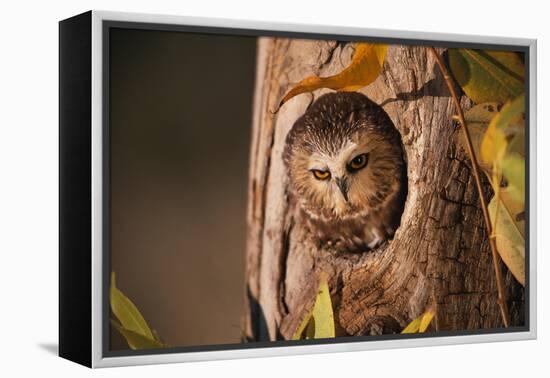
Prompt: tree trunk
<box><xmin>242</xmin><ymin>38</ymin><xmax>524</xmax><ymax>342</ymax></box>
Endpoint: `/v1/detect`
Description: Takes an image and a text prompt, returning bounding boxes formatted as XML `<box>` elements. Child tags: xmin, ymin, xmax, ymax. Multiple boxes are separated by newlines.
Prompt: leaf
<box><xmin>292</xmin><ymin>278</ymin><xmax>335</xmax><ymax>340</ymax></box>
<box><xmin>401</xmin><ymin>308</ymin><xmax>435</xmax><ymax>333</ymax></box>
<box><xmin>478</xmin><ymin>95</ymin><xmax>525</xmax><ymax>286</ymax></box>
<box><xmin>111</xmin><ymin>319</ymin><xmax>165</xmax><ymax>350</ymax></box>
<box><xmin>448</xmin><ymin>49</ymin><xmax>525</xmax><ymax>104</ymax></box>
<box><xmin>502</xmin><ymin>153</ymin><xmax>525</xmax><ymax>203</ymax></box>
<box><xmin>310</xmin><ymin>280</ymin><xmax>335</xmax><ymax>338</ymax></box>
<box><xmin>110</xmin><ymin>273</ymin><xmax>167</xmax><ymax>350</ymax></box>
<box><xmin>292</xmin><ymin>310</ymin><xmax>311</xmax><ymax>341</ymax></box>
<box><xmin>110</xmin><ymin>272</ymin><xmax>155</xmax><ymax>340</ymax></box>
<box><xmin>279</xmin><ymin>43</ymin><xmax>388</xmax><ymax>109</ymax></box>
<box><xmin>489</xmin><ymin>190</ymin><xmax>525</xmax><ymax>285</ymax></box>
<box><xmin>507</xmin><ymin>127</ymin><xmax>525</xmax><ymax>159</ymax></box>
<box><xmin>418</xmin><ymin>311</ymin><xmax>435</xmax><ymax>332</ymax></box>
<box><xmin>481</xmin><ymin>95</ymin><xmax>525</xmax><ymax>166</ymax></box>
<box><xmin>459</xmin><ymin>102</ymin><xmax>501</xmax><ymax>175</ymax></box>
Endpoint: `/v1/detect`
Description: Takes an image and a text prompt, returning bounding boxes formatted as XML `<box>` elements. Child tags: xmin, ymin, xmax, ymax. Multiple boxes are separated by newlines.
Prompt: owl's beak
<box><xmin>335</xmin><ymin>177</ymin><xmax>349</xmax><ymax>202</ymax></box>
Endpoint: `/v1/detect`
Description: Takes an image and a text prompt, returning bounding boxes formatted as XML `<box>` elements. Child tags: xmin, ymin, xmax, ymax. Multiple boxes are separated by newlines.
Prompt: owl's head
<box><xmin>283</xmin><ymin>92</ymin><xmax>405</xmax><ymax>220</ymax></box>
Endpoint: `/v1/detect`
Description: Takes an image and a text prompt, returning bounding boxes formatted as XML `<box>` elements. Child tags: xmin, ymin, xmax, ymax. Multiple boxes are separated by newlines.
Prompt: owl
<box><xmin>283</xmin><ymin>92</ymin><xmax>406</xmax><ymax>252</ymax></box>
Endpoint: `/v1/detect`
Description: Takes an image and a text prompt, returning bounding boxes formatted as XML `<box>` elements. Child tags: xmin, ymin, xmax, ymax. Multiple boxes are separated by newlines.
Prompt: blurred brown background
<box><xmin>109</xmin><ymin>28</ymin><xmax>257</xmax><ymax>349</ymax></box>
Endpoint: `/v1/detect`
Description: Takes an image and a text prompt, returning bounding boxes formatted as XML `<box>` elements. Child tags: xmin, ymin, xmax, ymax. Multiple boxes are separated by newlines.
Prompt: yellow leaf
<box><xmin>292</xmin><ymin>278</ymin><xmax>335</xmax><ymax>340</ymax></box>
<box><xmin>448</xmin><ymin>49</ymin><xmax>525</xmax><ymax>104</ymax></box>
<box><xmin>481</xmin><ymin>95</ymin><xmax>525</xmax><ymax>167</ymax></box>
<box><xmin>489</xmin><ymin>190</ymin><xmax>525</xmax><ymax>285</ymax></box>
<box><xmin>401</xmin><ymin>318</ymin><xmax>422</xmax><ymax>334</ymax></box>
<box><xmin>418</xmin><ymin>311</ymin><xmax>435</xmax><ymax>332</ymax></box>
<box><xmin>401</xmin><ymin>309</ymin><xmax>435</xmax><ymax>334</ymax></box>
<box><xmin>279</xmin><ymin>43</ymin><xmax>387</xmax><ymax>109</ymax></box>
<box><xmin>310</xmin><ymin>280</ymin><xmax>335</xmax><ymax>339</ymax></box>
<box><xmin>482</xmin><ymin>127</ymin><xmax>508</xmax><ymax>170</ymax></box>
<box><xmin>459</xmin><ymin>102</ymin><xmax>501</xmax><ymax>175</ymax></box>
<box><xmin>478</xmin><ymin>95</ymin><xmax>525</xmax><ymax>286</ymax></box>
<box><xmin>292</xmin><ymin>309</ymin><xmax>312</xmax><ymax>341</ymax></box>
<box><xmin>507</xmin><ymin>128</ymin><xmax>525</xmax><ymax>159</ymax></box>
<box><xmin>110</xmin><ymin>272</ymin><xmax>155</xmax><ymax>340</ymax></box>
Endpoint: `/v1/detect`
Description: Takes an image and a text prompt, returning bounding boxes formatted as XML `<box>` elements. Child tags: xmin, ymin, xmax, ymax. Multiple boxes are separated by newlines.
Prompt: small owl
<box><xmin>283</xmin><ymin>92</ymin><xmax>406</xmax><ymax>252</ymax></box>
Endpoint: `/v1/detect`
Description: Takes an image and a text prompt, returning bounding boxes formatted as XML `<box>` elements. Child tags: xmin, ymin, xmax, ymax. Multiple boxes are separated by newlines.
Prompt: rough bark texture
<box><xmin>242</xmin><ymin>38</ymin><xmax>524</xmax><ymax>342</ymax></box>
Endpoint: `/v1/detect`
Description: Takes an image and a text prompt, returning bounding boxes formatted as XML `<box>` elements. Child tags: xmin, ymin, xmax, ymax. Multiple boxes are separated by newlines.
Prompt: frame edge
<box><xmin>89</xmin><ymin>9</ymin><xmax>538</xmax><ymax>368</ymax></box>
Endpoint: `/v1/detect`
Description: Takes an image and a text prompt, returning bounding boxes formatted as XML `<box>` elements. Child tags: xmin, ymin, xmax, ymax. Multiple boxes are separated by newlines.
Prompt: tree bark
<box><xmin>242</xmin><ymin>38</ymin><xmax>524</xmax><ymax>342</ymax></box>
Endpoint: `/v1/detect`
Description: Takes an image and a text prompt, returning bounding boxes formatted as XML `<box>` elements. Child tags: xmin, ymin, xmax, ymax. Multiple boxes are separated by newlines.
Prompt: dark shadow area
<box><xmin>244</xmin><ymin>285</ymin><xmax>270</xmax><ymax>342</ymax></box>
<box><xmin>380</xmin><ymin>77</ymin><xmax>450</xmax><ymax>106</ymax></box>
<box><xmin>380</xmin><ymin>51</ymin><xmax>456</xmax><ymax>107</ymax></box>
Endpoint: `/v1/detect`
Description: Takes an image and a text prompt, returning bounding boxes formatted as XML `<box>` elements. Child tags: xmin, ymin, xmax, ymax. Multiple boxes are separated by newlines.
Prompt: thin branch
<box><xmin>428</xmin><ymin>47</ymin><xmax>510</xmax><ymax>327</ymax></box>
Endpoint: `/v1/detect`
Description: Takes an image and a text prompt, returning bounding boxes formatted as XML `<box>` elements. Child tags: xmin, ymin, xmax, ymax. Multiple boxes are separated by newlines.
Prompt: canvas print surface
<box><xmin>107</xmin><ymin>26</ymin><xmax>527</xmax><ymax>353</ymax></box>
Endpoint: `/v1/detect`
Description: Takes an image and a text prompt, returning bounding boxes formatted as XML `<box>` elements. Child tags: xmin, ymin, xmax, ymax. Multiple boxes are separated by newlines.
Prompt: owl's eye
<box><xmin>311</xmin><ymin>169</ymin><xmax>331</xmax><ymax>180</ymax></box>
<box><xmin>348</xmin><ymin>153</ymin><xmax>368</xmax><ymax>171</ymax></box>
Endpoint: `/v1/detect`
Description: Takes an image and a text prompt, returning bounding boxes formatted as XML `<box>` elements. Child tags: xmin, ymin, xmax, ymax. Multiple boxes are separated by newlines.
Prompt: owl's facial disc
<box><xmin>307</xmin><ymin>141</ymin><xmax>371</xmax><ymax>208</ymax></box>
<box><xmin>285</xmin><ymin>93</ymin><xmax>406</xmax><ymax>223</ymax></box>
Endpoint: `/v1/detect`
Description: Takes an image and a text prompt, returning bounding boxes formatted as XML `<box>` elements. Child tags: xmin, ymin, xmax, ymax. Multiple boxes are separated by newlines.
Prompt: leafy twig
<box><xmin>428</xmin><ymin>47</ymin><xmax>510</xmax><ymax>327</ymax></box>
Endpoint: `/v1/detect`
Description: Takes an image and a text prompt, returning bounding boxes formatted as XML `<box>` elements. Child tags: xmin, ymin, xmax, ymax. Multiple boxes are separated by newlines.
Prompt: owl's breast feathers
<box><xmin>297</xmin><ymin>177</ymin><xmax>405</xmax><ymax>251</ymax></box>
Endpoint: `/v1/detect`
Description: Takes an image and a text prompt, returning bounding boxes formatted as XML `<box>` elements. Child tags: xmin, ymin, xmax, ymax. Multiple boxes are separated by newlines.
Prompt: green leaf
<box><xmin>488</xmin><ymin>190</ymin><xmax>525</xmax><ymax>285</ymax></box>
<box><xmin>502</xmin><ymin>153</ymin><xmax>525</xmax><ymax>203</ymax></box>
<box><xmin>110</xmin><ymin>272</ymin><xmax>155</xmax><ymax>340</ymax></box>
<box><xmin>459</xmin><ymin>102</ymin><xmax>501</xmax><ymax>175</ymax></box>
<box><xmin>448</xmin><ymin>49</ymin><xmax>525</xmax><ymax>104</ymax></box>
<box><xmin>292</xmin><ymin>278</ymin><xmax>335</xmax><ymax>340</ymax></box>
<box><xmin>111</xmin><ymin>319</ymin><xmax>165</xmax><ymax>350</ymax></box>
<box><xmin>401</xmin><ymin>309</ymin><xmax>435</xmax><ymax>334</ymax></box>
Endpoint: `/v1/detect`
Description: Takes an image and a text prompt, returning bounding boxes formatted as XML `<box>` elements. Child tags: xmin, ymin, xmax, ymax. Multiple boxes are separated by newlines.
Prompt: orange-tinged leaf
<box><xmin>279</xmin><ymin>43</ymin><xmax>388</xmax><ymax>109</ymax></box>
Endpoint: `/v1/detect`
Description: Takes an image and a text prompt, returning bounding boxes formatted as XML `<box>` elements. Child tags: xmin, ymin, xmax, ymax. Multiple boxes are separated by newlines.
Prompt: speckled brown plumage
<box><xmin>283</xmin><ymin>92</ymin><xmax>407</xmax><ymax>252</ymax></box>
